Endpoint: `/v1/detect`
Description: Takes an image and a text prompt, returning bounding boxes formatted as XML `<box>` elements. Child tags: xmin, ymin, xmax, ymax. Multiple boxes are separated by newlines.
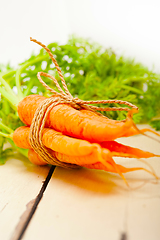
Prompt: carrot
<box><xmin>83</xmin><ymin>162</ymin><xmax>145</xmax><ymax>174</ymax></box>
<box><xmin>27</xmin><ymin>142</ymin><xmax>113</xmax><ymax>166</ymax></box>
<box><xmin>52</xmin><ymin>146</ymin><xmax>110</xmax><ymax>165</ymax></box>
<box><xmin>120</xmin><ymin>125</ymin><xmax>160</xmax><ymax>138</ymax></box>
<box><xmin>28</xmin><ymin>148</ymin><xmax>47</xmax><ymax>165</ymax></box>
<box><xmin>98</xmin><ymin>141</ymin><xmax>157</xmax><ymax>158</ymax></box>
<box><xmin>28</xmin><ymin>148</ymin><xmax>116</xmax><ymax>173</ymax></box>
<box><xmin>53</xmin><ymin>147</ymin><xmax>158</xmax><ymax>184</ymax></box>
<box><xmin>27</xmin><ymin>146</ymin><xmax>128</xmax><ymax>175</ymax></box>
<box><xmin>18</xmin><ymin>95</ymin><xmax>136</xmax><ymax>142</ymax></box>
<box><xmin>81</xmin><ymin>108</ymin><xmax>160</xmax><ymax>139</ymax></box>
<box><xmin>14</xmin><ymin>127</ymin><xmax>117</xmax><ymax>166</ymax></box>
<box><xmin>13</xmin><ymin>126</ymin><xmax>98</xmax><ymax>156</ymax></box>
<box><xmin>18</xmin><ymin>95</ymin><xmax>160</xmax><ymax>142</ymax></box>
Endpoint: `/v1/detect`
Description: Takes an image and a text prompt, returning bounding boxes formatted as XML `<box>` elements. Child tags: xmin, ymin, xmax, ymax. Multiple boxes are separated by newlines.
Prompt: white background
<box><xmin>1</xmin><ymin>0</ymin><xmax>160</xmax><ymax>72</ymax></box>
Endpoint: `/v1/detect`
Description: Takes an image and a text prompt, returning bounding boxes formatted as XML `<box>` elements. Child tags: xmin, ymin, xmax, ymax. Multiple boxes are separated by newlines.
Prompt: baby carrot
<box><xmin>28</xmin><ymin>148</ymin><xmax>47</xmax><ymax>165</ymax></box>
<box><xmin>18</xmin><ymin>95</ymin><xmax>134</xmax><ymax>142</ymax></box>
<box><xmin>81</xmin><ymin>109</ymin><xmax>160</xmax><ymax>139</ymax></box>
<box><xmin>27</xmin><ymin>143</ymin><xmax>113</xmax><ymax>166</ymax></box>
<box><xmin>27</xmin><ymin>148</ymin><xmax>116</xmax><ymax>173</ymax></box>
<box><xmin>27</xmin><ymin>144</ymin><xmax>123</xmax><ymax>175</ymax></box>
<box><xmin>13</xmin><ymin>126</ymin><xmax>97</xmax><ymax>156</ymax></box>
<box><xmin>83</xmin><ymin>162</ymin><xmax>144</xmax><ymax>174</ymax></box>
<box><xmin>99</xmin><ymin>141</ymin><xmax>157</xmax><ymax>158</ymax></box>
<box><xmin>14</xmin><ymin>127</ymin><xmax>120</xmax><ymax>166</ymax></box>
<box><xmin>120</xmin><ymin>125</ymin><xmax>160</xmax><ymax>138</ymax></box>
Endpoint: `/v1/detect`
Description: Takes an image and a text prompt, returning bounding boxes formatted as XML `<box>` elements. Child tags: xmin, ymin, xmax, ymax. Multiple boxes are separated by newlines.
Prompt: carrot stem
<box><xmin>121</xmin><ymin>84</ymin><xmax>143</xmax><ymax>94</ymax></box>
<box><xmin>15</xmin><ymin>54</ymin><xmax>48</xmax><ymax>101</ymax></box>
<box><xmin>0</xmin><ymin>121</ymin><xmax>13</xmax><ymax>133</ymax></box>
<box><xmin>0</xmin><ymin>129</ymin><xmax>28</xmax><ymax>158</ymax></box>
<box><xmin>8</xmin><ymin>139</ymin><xmax>28</xmax><ymax>158</ymax></box>
<box><xmin>0</xmin><ymin>87</ymin><xmax>18</xmax><ymax>110</ymax></box>
<box><xmin>1</xmin><ymin>70</ymin><xmax>16</xmax><ymax>80</ymax></box>
<box><xmin>0</xmin><ymin>131</ymin><xmax>11</xmax><ymax>138</ymax></box>
<box><xmin>23</xmin><ymin>80</ymin><xmax>35</xmax><ymax>97</ymax></box>
<box><xmin>122</xmin><ymin>76</ymin><xmax>150</xmax><ymax>84</ymax></box>
<box><xmin>0</xmin><ymin>74</ymin><xmax>17</xmax><ymax>98</ymax></box>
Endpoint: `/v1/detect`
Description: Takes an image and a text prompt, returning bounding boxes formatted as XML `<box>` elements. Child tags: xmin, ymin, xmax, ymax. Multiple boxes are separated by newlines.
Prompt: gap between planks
<box><xmin>10</xmin><ymin>165</ymin><xmax>56</xmax><ymax>240</ymax></box>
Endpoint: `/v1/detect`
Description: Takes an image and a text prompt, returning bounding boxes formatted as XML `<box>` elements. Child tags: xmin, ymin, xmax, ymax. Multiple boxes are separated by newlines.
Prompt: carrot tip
<box><xmin>94</xmin><ymin>145</ymin><xmax>130</xmax><ymax>186</ymax></box>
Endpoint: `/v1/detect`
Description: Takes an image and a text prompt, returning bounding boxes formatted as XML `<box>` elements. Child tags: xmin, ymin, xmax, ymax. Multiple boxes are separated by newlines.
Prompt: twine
<box><xmin>29</xmin><ymin>37</ymin><xmax>139</xmax><ymax>168</ymax></box>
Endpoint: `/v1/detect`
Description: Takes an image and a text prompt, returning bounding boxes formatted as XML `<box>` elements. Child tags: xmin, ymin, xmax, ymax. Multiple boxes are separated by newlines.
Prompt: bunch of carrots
<box><xmin>12</xmin><ymin>94</ymin><xmax>159</xmax><ymax>185</ymax></box>
<box><xmin>1</xmin><ymin>38</ymin><xmax>160</xmax><ymax>186</ymax></box>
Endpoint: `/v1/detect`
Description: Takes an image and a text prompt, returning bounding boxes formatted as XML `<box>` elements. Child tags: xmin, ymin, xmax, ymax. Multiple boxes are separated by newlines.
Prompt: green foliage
<box><xmin>0</xmin><ymin>147</ymin><xmax>14</xmax><ymax>165</ymax></box>
<box><xmin>150</xmin><ymin>120</ymin><xmax>160</xmax><ymax>131</ymax></box>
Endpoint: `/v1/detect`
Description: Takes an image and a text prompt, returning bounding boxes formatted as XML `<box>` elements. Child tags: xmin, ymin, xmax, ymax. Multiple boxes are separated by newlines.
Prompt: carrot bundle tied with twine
<box><xmin>29</xmin><ymin>37</ymin><xmax>139</xmax><ymax>169</ymax></box>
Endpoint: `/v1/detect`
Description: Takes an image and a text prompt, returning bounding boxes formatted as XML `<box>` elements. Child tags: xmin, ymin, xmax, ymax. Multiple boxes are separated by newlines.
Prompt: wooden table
<box><xmin>0</xmin><ymin>125</ymin><xmax>160</xmax><ymax>240</ymax></box>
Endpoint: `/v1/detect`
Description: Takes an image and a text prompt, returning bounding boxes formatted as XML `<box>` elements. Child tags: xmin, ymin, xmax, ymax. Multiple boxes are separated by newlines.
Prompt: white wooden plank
<box><xmin>0</xmin><ymin>153</ymin><xmax>50</xmax><ymax>240</ymax></box>
<box><xmin>22</xmin><ymin>167</ymin><xmax>127</xmax><ymax>240</ymax></box>
<box><xmin>117</xmin><ymin>126</ymin><xmax>160</xmax><ymax>240</ymax></box>
<box><xmin>127</xmin><ymin>197</ymin><xmax>160</xmax><ymax>240</ymax></box>
<box><xmin>23</xmin><ymin>125</ymin><xmax>160</xmax><ymax>240</ymax></box>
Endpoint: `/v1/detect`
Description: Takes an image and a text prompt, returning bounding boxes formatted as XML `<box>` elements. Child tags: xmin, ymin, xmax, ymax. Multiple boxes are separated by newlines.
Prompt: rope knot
<box><xmin>72</xmin><ymin>97</ymin><xmax>84</xmax><ymax>108</ymax></box>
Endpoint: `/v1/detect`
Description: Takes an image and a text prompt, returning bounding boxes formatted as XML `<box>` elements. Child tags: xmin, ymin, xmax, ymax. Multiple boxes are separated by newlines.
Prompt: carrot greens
<box><xmin>0</xmin><ymin>36</ymin><xmax>160</xmax><ymax>163</ymax></box>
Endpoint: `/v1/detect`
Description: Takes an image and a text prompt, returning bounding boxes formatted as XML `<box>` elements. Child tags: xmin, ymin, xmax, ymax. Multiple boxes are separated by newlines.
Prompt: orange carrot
<box><xmin>28</xmin><ymin>148</ymin><xmax>115</xmax><ymax>173</ymax></box>
<box><xmin>27</xmin><ymin>146</ymin><xmax>127</xmax><ymax>175</ymax></box>
<box><xmin>14</xmin><ymin>127</ymin><xmax>118</xmax><ymax>166</ymax></box>
<box><xmin>18</xmin><ymin>95</ymin><xmax>134</xmax><ymax>142</ymax></box>
<box><xmin>81</xmin><ymin>109</ymin><xmax>160</xmax><ymax>138</ymax></box>
<box><xmin>27</xmin><ymin>143</ymin><xmax>113</xmax><ymax>166</ymax></box>
<box><xmin>18</xmin><ymin>95</ymin><xmax>160</xmax><ymax>142</ymax></box>
<box><xmin>98</xmin><ymin>141</ymin><xmax>157</xmax><ymax>158</ymax></box>
<box><xmin>28</xmin><ymin>148</ymin><xmax>47</xmax><ymax>166</ymax></box>
<box><xmin>120</xmin><ymin>125</ymin><xmax>160</xmax><ymax>138</ymax></box>
<box><xmin>53</xmin><ymin>147</ymin><xmax>158</xmax><ymax>184</ymax></box>
<box><xmin>83</xmin><ymin>162</ymin><xmax>144</xmax><ymax>174</ymax></box>
<box><xmin>13</xmin><ymin>126</ymin><xmax>98</xmax><ymax>157</ymax></box>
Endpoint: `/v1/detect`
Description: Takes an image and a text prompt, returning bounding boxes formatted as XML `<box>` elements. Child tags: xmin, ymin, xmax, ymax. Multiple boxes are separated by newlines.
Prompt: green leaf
<box><xmin>150</xmin><ymin>120</ymin><xmax>160</xmax><ymax>131</ymax></box>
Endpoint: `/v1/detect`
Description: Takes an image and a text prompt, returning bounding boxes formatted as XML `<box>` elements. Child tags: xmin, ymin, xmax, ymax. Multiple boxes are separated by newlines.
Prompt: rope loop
<box><xmin>30</xmin><ymin>37</ymin><xmax>139</xmax><ymax>115</ymax></box>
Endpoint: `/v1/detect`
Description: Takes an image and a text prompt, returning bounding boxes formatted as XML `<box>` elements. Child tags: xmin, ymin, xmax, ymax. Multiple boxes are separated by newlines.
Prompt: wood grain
<box><xmin>0</xmin><ymin>125</ymin><xmax>160</xmax><ymax>240</ymax></box>
<box><xmin>0</xmin><ymin>154</ymin><xmax>50</xmax><ymax>240</ymax></box>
